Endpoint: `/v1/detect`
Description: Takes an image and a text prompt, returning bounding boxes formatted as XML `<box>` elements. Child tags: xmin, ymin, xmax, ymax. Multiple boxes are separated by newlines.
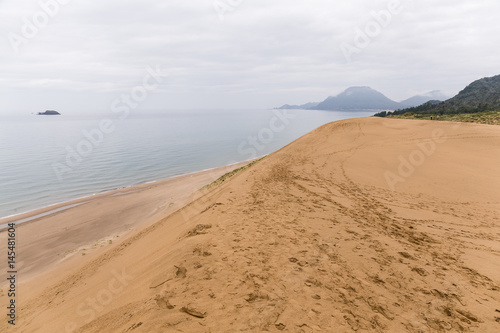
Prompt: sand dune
<box><xmin>2</xmin><ymin>117</ymin><xmax>500</xmax><ymax>332</ymax></box>
<box><xmin>0</xmin><ymin>161</ymin><xmax>255</xmax><ymax>283</ymax></box>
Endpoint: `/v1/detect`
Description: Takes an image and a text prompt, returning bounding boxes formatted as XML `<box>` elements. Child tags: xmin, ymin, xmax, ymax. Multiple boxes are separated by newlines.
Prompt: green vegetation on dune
<box><xmin>201</xmin><ymin>157</ymin><xmax>265</xmax><ymax>190</ymax></box>
<box><xmin>387</xmin><ymin>110</ymin><xmax>500</xmax><ymax>125</ymax></box>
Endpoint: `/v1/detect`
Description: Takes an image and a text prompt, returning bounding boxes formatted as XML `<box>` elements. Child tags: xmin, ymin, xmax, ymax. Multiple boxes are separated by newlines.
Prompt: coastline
<box><xmin>0</xmin><ymin>158</ymin><xmax>259</xmax><ymax>284</ymax></box>
<box><xmin>0</xmin><ymin>157</ymin><xmax>262</xmax><ymax>229</ymax></box>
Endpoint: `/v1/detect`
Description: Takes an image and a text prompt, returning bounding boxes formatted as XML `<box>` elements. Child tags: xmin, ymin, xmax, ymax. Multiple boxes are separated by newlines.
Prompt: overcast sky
<box><xmin>1</xmin><ymin>0</ymin><xmax>500</xmax><ymax>114</ymax></box>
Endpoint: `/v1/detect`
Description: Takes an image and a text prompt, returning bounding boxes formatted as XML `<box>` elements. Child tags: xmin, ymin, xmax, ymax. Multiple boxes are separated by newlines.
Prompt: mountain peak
<box><xmin>276</xmin><ymin>87</ymin><xmax>449</xmax><ymax>111</ymax></box>
<box><xmin>342</xmin><ymin>86</ymin><xmax>374</xmax><ymax>96</ymax></box>
<box><xmin>315</xmin><ymin>86</ymin><xmax>400</xmax><ymax>111</ymax></box>
<box><xmin>344</xmin><ymin>86</ymin><xmax>372</xmax><ymax>91</ymax></box>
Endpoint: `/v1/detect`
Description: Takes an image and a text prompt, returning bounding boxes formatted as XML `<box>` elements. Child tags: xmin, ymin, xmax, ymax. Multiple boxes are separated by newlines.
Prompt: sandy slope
<box><xmin>0</xmin><ymin>160</ymin><xmax>253</xmax><ymax>284</ymax></box>
<box><xmin>3</xmin><ymin>117</ymin><xmax>500</xmax><ymax>332</ymax></box>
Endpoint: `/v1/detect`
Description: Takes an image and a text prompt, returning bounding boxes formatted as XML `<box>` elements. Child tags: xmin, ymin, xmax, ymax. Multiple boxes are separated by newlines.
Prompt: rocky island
<box><xmin>38</xmin><ymin>110</ymin><xmax>61</xmax><ymax>115</ymax></box>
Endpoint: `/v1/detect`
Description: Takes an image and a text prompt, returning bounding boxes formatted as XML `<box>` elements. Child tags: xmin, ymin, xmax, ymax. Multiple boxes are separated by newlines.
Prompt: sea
<box><xmin>0</xmin><ymin>109</ymin><xmax>373</xmax><ymax>220</ymax></box>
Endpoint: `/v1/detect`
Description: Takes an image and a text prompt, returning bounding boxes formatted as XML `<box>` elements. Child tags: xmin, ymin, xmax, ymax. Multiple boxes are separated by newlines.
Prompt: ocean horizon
<box><xmin>0</xmin><ymin>108</ymin><xmax>373</xmax><ymax>220</ymax></box>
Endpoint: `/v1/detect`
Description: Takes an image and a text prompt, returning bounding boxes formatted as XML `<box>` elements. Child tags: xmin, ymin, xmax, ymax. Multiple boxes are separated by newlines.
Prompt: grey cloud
<box><xmin>1</xmin><ymin>0</ymin><xmax>500</xmax><ymax>112</ymax></box>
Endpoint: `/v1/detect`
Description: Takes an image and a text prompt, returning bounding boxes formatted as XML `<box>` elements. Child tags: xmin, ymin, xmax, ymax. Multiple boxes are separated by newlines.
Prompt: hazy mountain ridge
<box><xmin>277</xmin><ymin>87</ymin><xmax>446</xmax><ymax>111</ymax></box>
<box><xmin>399</xmin><ymin>90</ymin><xmax>449</xmax><ymax>108</ymax></box>
<box><xmin>386</xmin><ymin>74</ymin><xmax>500</xmax><ymax>116</ymax></box>
<box><xmin>276</xmin><ymin>102</ymin><xmax>319</xmax><ymax>110</ymax></box>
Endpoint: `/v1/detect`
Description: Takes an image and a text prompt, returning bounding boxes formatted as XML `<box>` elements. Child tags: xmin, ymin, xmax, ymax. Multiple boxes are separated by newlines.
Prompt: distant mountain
<box><xmin>276</xmin><ymin>102</ymin><xmax>319</xmax><ymax>110</ymax></box>
<box><xmin>389</xmin><ymin>74</ymin><xmax>500</xmax><ymax>116</ymax></box>
<box><xmin>313</xmin><ymin>86</ymin><xmax>401</xmax><ymax>111</ymax></box>
<box><xmin>276</xmin><ymin>87</ymin><xmax>447</xmax><ymax>111</ymax></box>
<box><xmin>436</xmin><ymin>74</ymin><xmax>500</xmax><ymax>112</ymax></box>
<box><xmin>374</xmin><ymin>100</ymin><xmax>442</xmax><ymax>117</ymax></box>
<box><xmin>399</xmin><ymin>90</ymin><xmax>448</xmax><ymax>108</ymax></box>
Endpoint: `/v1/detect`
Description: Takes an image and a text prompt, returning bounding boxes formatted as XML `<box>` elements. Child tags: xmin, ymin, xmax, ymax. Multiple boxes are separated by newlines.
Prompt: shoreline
<box><xmin>0</xmin><ymin>158</ymin><xmax>260</xmax><ymax>284</ymax></box>
<box><xmin>0</xmin><ymin>157</ymin><xmax>262</xmax><ymax>229</ymax></box>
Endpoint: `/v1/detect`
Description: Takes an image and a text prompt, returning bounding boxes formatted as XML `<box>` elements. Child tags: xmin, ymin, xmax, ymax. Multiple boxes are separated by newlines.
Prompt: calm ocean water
<box><xmin>0</xmin><ymin>109</ymin><xmax>372</xmax><ymax>219</ymax></box>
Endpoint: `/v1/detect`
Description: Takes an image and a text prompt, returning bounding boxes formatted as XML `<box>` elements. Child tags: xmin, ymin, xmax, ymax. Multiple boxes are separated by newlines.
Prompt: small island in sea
<box><xmin>38</xmin><ymin>110</ymin><xmax>61</xmax><ymax>115</ymax></box>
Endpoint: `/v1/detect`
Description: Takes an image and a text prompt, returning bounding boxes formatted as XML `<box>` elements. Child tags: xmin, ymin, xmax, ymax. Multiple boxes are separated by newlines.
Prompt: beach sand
<box><xmin>1</xmin><ymin>117</ymin><xmax>500</xmax><ymax>332</ymax></box>
<box><xmin>0</xmin><ymin>160</ymin><xmax>255</xmax><ymax>283</ymax></box>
